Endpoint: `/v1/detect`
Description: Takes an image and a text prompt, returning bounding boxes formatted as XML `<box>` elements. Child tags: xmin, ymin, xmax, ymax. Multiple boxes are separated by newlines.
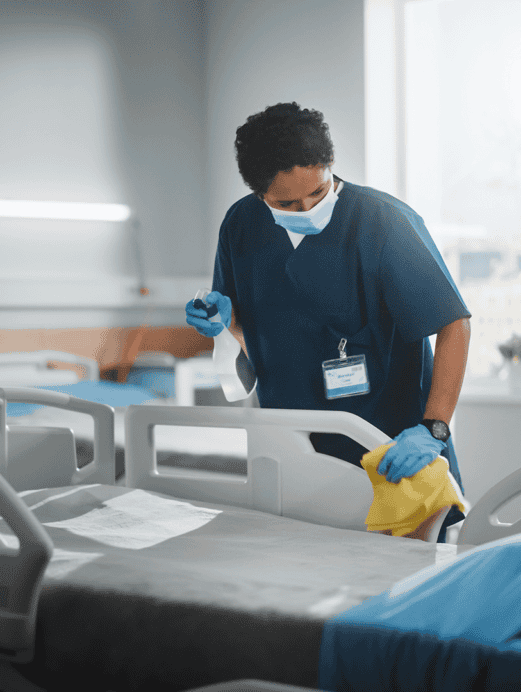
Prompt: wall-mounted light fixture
<box><xmin>0</xmin><ymin>199</ymin><xmax>150</xmax><ymax>319</ymax></box>
<box><xmin>0</xmin><ymin>200</ymin><xmax>131</xmax><ymax>221</ymax></box>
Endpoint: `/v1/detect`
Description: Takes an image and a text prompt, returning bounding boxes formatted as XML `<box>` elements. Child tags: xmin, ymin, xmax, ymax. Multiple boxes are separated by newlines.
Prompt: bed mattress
<box><xmin>6</xmin><ymin>484</ymin><xmax>475</xmax><ymax>692</ymax></box>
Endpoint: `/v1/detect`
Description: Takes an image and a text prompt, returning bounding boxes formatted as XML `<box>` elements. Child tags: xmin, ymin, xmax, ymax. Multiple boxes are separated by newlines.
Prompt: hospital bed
<box><xmin>0</xmin><ymin>348</ymin><xmax>225</xmax><ymax>407</ymax></box>
<box><xmin>1</xmin><ymin>388</ymin><xmax>521</xmax><ymax>691</ymax></box>
<box><xmin>0</xmin><ymin>351</ymin><xmax>100</xmax><ymax>386</ymax></box>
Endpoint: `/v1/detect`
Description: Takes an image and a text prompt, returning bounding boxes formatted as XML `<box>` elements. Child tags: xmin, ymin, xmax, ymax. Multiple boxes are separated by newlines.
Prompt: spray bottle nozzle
<box><xmin>194</xmin><ymin>288</ymin><xmax>219</xmax><ymax>319</ymax></box>
<box><xmin>194</xmin><ymin>288</ymin><xmax>211</xmax><ymax>308</ymax></box>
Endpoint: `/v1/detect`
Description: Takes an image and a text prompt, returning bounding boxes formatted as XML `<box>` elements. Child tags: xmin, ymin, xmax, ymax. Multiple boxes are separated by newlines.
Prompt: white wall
<box><xmin>0</xmin><ymin>21</ymin><xmax>133</xmax><ymax>279</ymax></box>
<box><xmin>0</xmin><ymin>0</ymin><xmax>365</xmax><ymax>327</ymax></box>
<box><xmin>0</xmin><ymin>0</ymin><xmax>208</xmax><ymax>327</ymax></box>
<box><xmin>106</xmin><ymin>0</ymin><xmax>208</xmax><ymax>277</ymax></box>
<box><xmin>203</xmin><ymin>0</ymin><xmax>365</xmax><ymax>272</ymax></box>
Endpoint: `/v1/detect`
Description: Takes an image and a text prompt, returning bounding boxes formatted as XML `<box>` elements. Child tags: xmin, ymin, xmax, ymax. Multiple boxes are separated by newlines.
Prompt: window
<box><xmin>366</xmin><ymin>0</ymin><xmax>521</xmax><ymax>376</ymax></box>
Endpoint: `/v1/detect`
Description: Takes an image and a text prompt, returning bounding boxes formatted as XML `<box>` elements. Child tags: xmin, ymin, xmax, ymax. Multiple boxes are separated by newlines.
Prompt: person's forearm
<box><xmin>229</xmin><ymin>305</ymin><xmax>248</xmax><ymax>358</ymax></box>
<box><xmin>424</xmin><ymin>318</ymin><xmax>471</xmax><ymax>425</ymax></box>
<box><xmin>229</xmin><ymin>324</ymin><xmax>248</xmax><ymax>358</ymax></box>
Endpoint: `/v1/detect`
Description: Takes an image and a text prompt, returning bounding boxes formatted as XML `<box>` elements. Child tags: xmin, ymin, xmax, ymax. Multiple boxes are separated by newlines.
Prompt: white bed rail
<box><xmin>0</xmin><ymin>387</ymin><xmax>115</xmax><ymax>486</ymax></box>
<box><xmin>125</xmin><ymin>406</ymin><xmax>392</xmax><ymax>531</ymax></box>
<box><xmin>0</xmin><ymin>471</ymin><xmax>53</xmax><ymax>663</ymax></box>
<box><xmin>458</xmin><ymin>467</ymin><xmax>521</xmax><ymax>545</ymax></box>
<box><xmin>0</xmin><ymin>351</ymin><xmax>99</xmax><ymax>383</ymax></box>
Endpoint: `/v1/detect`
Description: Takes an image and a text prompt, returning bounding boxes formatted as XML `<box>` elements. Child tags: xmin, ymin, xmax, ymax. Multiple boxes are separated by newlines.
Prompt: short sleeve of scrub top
<box><xmin>376</xmin><ymin>197</ymin><xmax>469</xmax><ymax>343</ymax></box>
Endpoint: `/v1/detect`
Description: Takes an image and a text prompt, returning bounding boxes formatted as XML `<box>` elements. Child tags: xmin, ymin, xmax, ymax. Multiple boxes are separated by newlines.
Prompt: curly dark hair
<box><xmin>234</xmin><ymin>102</ymin><xmax>335</xmax><ymax>198</ymax></box>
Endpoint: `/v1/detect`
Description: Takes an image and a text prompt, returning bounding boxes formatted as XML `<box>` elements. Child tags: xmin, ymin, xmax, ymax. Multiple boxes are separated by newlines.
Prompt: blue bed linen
<box><xmin>126</xmin><ymin>367</ymin><xmax>176</xmax><ymax>399</ymax></box>
<box><xmin>319</xmin><ymin>621</ymin><xmax>521</xmax><ymax>692</ymax></box>
<box><xmin>6</xmin><ymin>381</ymin><xmax>153</xmax><ymax>417</ymax></box>
<box><xmin>319</xmin><ymin>534</ymin><xmax>521</xmax><ymax>691</ymax></box>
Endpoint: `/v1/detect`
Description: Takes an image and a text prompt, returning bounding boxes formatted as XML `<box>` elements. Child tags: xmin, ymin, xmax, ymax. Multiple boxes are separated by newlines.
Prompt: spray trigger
<box><xmin>194</xmin><ymin>288</ymin><xmax>219</xmax><ymax>319</ymax></box>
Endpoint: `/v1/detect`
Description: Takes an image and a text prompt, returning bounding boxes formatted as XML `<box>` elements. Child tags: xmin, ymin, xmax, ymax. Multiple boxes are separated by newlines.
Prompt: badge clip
<box><xmin>322</xmin><ymin>340</ymin><xmax>370</xmax><ymax>400</ymax></box>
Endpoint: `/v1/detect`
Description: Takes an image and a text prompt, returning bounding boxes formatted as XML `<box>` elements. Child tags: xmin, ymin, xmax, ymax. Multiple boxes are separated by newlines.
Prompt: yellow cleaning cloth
<box><xmin>361</xmin><ymin>443</ymin><xmax>469</xmax><ymax>537</ymax></box>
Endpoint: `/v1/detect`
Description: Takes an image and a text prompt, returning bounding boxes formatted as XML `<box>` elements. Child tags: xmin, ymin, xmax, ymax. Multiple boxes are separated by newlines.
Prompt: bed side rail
<box><xmin>0</xmin><ymin>387</ymin><xmax>115</xmax><ymax>485</ymax></box>
<box><xmin>0</xmin><ymin>350</ymin><xmax>99</xmax><ymax>381</ymax></box>
<box><xmin>0</xmin><ymin>471</ymin><xmax>53</xmax><ymax>663</ymax></box>
<box><xmin>458</xmin><ymin>467</ymin><xmax>521</xmax><ymax>545</ymax></box>
<box><xmin>125</xmin><ymin>406</ymin><xmax>391</xmax><ymax>531</ymax></box>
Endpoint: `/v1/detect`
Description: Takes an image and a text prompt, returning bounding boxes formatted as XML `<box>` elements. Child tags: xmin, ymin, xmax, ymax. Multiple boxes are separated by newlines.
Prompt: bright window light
<box><xmin>403</xmin><ymin>0</ymin><xmax>521</xmax><ymax>377</ymax></box>
<box><xmin>0</xmin><ymin>200</ymin><xmax>131</xmax><ymax>221</ymax></box>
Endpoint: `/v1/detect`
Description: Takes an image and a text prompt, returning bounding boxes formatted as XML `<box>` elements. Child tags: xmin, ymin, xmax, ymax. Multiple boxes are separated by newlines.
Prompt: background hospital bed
<box><xmin>1</xmin><ymin>388</ymin><xmax>521</xmax><ymax>690</ymax></box>
<box><xmin>0</xmin><ymin>349</ymin><xmax>232</xmax><ymax>408</ymax></box>
<box><xmin>0</xmin><ymin>351</ymin><xmax>100</xmax><ymax>386</ymax></box>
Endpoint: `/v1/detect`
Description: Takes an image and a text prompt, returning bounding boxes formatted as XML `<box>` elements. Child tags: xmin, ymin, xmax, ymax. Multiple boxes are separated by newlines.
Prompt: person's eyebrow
<box><xmin>276</xmin><ymin>183</ymin><xmax>325</xmax><ymax>204</ymax></box>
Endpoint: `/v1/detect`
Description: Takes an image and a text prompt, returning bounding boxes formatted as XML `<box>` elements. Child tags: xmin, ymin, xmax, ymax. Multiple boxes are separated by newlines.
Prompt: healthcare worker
<box><xmin>186</xmin><ymin>102</ymin><xmax>471</xmax><ymax>544</ymax></box>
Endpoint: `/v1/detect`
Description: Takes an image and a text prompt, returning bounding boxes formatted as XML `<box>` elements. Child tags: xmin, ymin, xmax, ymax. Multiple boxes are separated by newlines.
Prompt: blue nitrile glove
<box><xmin>185</xmin><ymin>291</ymin><xmax>232</xmax><ymax>338</ymax></box>
<box><xmin>377</xmin><ymin>424</ymin><xmax>447</xmax><ymax>484</ymax></box>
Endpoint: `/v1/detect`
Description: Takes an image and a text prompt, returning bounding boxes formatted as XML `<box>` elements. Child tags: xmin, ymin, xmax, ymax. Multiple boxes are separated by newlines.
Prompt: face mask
<box><xmin>265</xmin><ymin>171</ymin><xmax>339</xmax><ymax>235</ymax></box>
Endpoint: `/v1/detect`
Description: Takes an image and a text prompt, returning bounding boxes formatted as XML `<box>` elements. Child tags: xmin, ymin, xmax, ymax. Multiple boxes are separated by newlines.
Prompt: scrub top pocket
<box><xmin>326</xmin><ymin>322</ymin><xmax>376</xmax><ymax>366</ymax></box>
<box><xmin>330</xmin><ymin>323</ymin><xmax>372</xmax><ymax>349</ymax></box>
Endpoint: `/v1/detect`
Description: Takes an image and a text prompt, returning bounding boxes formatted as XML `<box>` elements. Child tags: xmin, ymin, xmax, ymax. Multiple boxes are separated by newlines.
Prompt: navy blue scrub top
<box><xmin>212</xmin><ymin>176</ymin><xmax>472</xmax><ymax>535</ymax></box>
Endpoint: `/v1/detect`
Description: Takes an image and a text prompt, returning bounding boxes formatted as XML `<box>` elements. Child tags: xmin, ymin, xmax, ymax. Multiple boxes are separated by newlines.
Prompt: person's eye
<box><xmin>279</xmin><ymin>202</ymin><xmax>293</xmax><ymax>208</ymax></box>
<box><xmin>312</xmin><ymin>188</ymin><xmax>324</xmax><ymax>196</ymax></box>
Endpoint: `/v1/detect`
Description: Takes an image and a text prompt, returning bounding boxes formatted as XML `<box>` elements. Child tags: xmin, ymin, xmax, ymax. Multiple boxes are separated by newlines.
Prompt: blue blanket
<box><xmin>319</xmin><ymin>534</ymin><xmax>521</xmax><ymax>691</ymax></box>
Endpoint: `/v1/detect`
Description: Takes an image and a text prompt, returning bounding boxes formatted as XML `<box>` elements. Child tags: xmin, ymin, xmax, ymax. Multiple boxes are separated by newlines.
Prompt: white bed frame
<box><xmin>0</xmin><ymin>351</ymin><xmax>100</xmax><ymax>385</ymax></box>
<box><xmin>0</xmin><ymin>387</ymin><xmax>115</xmax><ymax>489</ymax></box>
<box><xmin>0</xmin><ymin>387</ymin><xmax>520</xmax><ymax>666</ymax></box>
<box><xmin>125</xmin><ymin>404</ymin><xmax>390</xmax><ymax>532</ymax></box>
<box><xmin>1</xmin><ymin>387</ymin><xmax>519</xmax><ymax>543</ymax></box>
<box><xmin>0</xmin><ymin>349</ymin><xmax>223</xmax><ymax>407</ymax></box>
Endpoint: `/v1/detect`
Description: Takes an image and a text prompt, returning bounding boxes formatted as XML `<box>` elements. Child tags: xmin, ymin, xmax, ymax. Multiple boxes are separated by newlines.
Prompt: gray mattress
<box><xmin>7</xmin><ymin>484</ymin><xmax>475</xmax><ymax>692</ymax></box>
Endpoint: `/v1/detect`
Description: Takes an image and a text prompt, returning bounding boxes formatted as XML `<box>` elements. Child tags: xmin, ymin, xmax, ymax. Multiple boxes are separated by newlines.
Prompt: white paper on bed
<box><xmin>43</xmin><ymin>488</ymin><xmax>222</xmax><ymax>549</ymax></box>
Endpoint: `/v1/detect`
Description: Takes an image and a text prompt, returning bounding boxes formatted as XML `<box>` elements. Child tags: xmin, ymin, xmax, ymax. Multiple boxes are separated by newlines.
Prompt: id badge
<box><xmin>322</xmin><ymin>339</ymin><xmax>370</xmax><ymax>400</ymax></box>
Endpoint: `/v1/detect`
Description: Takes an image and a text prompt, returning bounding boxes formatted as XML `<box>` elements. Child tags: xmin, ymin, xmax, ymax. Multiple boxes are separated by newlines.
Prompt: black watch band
<box><xmin>421</xmin><ymin>419</ymin><xmax>451</xmax><ymax>443</ymax></box>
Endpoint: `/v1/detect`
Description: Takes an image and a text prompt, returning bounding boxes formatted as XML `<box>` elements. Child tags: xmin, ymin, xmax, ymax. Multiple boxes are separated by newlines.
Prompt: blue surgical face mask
<box><xmin>265</xmin><ymin>172</ymin><xmax>339</xmax><ymax>235</ymax></box>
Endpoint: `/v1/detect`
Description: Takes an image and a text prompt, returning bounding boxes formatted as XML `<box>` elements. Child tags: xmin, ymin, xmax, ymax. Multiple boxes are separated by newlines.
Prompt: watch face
<box><xmin>431</xmin><ymin>420</ymin><xmax>449</xmax><ymax>441</ymax></box>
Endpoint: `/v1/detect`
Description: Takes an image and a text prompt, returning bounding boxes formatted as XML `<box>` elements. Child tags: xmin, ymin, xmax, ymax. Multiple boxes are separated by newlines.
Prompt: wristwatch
<box><xmin>420</xmin><ymin>419</ymin><xmax>451</xmax><ymax>443</ymax></box>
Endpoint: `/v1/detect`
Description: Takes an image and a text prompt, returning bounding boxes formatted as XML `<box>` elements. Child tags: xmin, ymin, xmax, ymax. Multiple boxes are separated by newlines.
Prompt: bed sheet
<box><xmin>5</xmin><ymin>484</ymin><xmax>475</xmax><ymax>692</ymax></box>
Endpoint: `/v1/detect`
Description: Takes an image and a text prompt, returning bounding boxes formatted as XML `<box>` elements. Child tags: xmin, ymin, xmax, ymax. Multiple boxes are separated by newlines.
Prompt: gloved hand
<box><xmin>185</xmin><ymin>291</ymin><xmax>232</xmax><ymax>338</ymax></box>
<box><xmin>377</xmin><ymin>424</ymin><xmax>447</xmax><ymax>484</ymax></box>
